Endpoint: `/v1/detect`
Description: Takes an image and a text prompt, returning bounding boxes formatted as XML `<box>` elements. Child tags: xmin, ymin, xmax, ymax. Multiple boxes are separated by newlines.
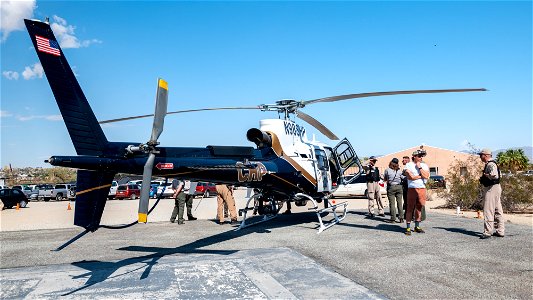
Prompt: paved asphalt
<box><xmin>1</xmin><ymin>209</ymin><xmax>532</xmax><ymax>299</ymax></box>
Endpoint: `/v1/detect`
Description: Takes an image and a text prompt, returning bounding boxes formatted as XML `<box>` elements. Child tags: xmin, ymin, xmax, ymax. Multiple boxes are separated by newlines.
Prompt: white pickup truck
<box><xmin>108</xmin><ymin>181</ymin><xmax>118</xmax><ymax>199</ymax></box>
<box><xmin>50</xmin><ymin>184</ymin><xmax>75</xmax><ymax>201</ymax></box>
<box><xmin>33</xmin><ymin>184</ymin><xmax>54</xmax><ymax>201</ymax></box>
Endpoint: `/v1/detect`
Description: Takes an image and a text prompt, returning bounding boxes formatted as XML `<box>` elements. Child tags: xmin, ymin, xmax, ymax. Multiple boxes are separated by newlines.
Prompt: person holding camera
<box><xmin>403</xmin><ymin>149</ymin><xmax>429</xmax><ymax>235</ymax></box>
<box><xmin>384</xmin><ymin>158</ymin><xmax>403</xmax><ymax>223</ymax></box>
<box><xmin>366</xmin><ymin>156</ymin><xmax>384</xmax><ymax>217</ymax></box>
<box><xmin>478</xmin><ymin>148</ymin><xmax>504</xmax><ymax>239</ymax></box>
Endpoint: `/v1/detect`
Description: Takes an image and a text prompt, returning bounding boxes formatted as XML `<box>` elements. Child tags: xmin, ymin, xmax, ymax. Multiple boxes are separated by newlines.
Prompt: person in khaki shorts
<box><xmin>366</xmin><ymin>156</ymin><xmax>384</xmax><ymax>217</ymax></box>
<box><xmin>215</xmin><ymin>184</ymin><xmax>238</xmax><ymax>225</ymax></box>
<box><xmin>478</xmin><ymin>148</ymin><xmax>505</xmax><ymax>239</ymax></box>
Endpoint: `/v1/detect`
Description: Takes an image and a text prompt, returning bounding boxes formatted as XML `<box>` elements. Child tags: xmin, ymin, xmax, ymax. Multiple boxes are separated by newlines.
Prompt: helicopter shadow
<box><xmin>63</xmin><ymin>212</ymin><xmax>321</xmax><ymax>296</ymax></box>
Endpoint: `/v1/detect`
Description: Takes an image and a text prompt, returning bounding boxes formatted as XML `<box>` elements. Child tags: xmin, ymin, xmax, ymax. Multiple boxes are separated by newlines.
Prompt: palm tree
<box><xmin>496</xmin><ymin>149</ymin><xmax>529</xmax><ymax>173</ymax></box>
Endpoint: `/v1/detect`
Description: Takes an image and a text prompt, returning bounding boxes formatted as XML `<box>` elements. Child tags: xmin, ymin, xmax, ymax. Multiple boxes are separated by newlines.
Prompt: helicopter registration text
<box><xmin>284</xmin><ymin>121</ymin><xmax>306</xmax><ymax>138</ymax></box>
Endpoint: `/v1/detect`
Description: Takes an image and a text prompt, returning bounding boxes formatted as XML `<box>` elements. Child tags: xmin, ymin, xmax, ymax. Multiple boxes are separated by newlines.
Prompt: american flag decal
<box><xmin>36</xmin><ymin>35</ymin><xmax>61</xmax><ymax>56</ymax></box>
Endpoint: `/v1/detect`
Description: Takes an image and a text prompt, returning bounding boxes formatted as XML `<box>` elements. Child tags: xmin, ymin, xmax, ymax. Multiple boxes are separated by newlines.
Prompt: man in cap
<box><xmin>478</xmin><ymin>148</ymin><xmax>504</xmax><ymax>239</ymax></box>
<box><xmin>403</xmin><ymin>149</ymin><xmax>429</xmax><ymax>235</ymax></box>
<box><xmin>366</xmin><ymin>156</ymin><xmax>384</xmax><ymax>217</ymax></box>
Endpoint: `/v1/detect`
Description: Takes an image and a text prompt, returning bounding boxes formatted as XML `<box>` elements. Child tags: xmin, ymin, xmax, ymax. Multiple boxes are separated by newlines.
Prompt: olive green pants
<box><xmin>170</xmin><ymin>192</ymin><xmax>193</xmax><ymax>223</ymax></box>
<box><xmin>387</xmin><ymin>184</ymin><xmax>403</xmax><ymax>221</ymax></box>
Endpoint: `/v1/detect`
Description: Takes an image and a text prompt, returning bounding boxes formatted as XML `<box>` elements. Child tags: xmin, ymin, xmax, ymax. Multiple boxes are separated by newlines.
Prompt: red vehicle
<box><xmin>115</xmin><ymin>184</ymin><xmax>141</xmax><ymax>200</ymax></box>
<box><xmin>195</xmin><ymin>182</ymin><xmax>217</xmax><ymax>197</ymax></box>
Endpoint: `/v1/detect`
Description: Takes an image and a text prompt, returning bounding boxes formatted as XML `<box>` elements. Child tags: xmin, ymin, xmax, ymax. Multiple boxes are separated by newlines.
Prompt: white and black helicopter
<box><xmin>25</xmin><ymin>18</ymin><xmax>486</xmax><ymax>241</ymax></box>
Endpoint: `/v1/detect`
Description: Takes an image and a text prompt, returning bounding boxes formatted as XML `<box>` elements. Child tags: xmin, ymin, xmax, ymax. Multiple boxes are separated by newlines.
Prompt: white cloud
<box><xmin>16</xmin><ymin>114</ymin><xmax>63</xmax><ymax>121</ymax></box>
<box><xmin>44</xmin><ymin>115</ymin><xmax>63</xmax><ymax>121</ymax></box>
<box><xmin>0</xmin><ymin>0</ymin><xmax>36</xmax><ymax>41</ymax></box>
<box><xmin>21</xmin><ymin>62</ymin><xmax>43</xmax><ymax>80</ymax></box>
<box><xmin>1</xmin><ymin>110</ymin><xmax>13</xmax><ymax>117</ymax></box>
<box><xmin>51</xmin><ymin>15</ymin><xmax>102</xmax><ymax>49</ymax></box>
<box><xmin>2</xmin><ymin>70</ymin><xmax>19</xmax><ymax>80</ymax></box>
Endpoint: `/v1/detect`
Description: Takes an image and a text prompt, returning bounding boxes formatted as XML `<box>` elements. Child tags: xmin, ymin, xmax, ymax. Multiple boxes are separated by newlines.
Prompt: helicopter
<box><xmin>24</xmin><ymin>18</ymin><xmax>486</xmax><ymax>238</ymax></box>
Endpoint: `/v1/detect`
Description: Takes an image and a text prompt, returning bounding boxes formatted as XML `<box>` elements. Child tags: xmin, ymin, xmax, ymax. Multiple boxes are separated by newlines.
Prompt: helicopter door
<box><xmin>314</xmin><ymin>148</ymin><xmax>331</xmax><ymax>192</ymax></box>
<box><xmin>333</xmin><ymin>138</ymin><xmax>362</xmax><ymax>185</ymax></box>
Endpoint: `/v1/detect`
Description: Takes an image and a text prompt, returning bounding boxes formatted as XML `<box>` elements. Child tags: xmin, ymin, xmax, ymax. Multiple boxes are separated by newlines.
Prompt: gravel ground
<box><xmin>1</xmin><ymin>190</ymin><xmax>532</xmax><ymax>299</ymax></box>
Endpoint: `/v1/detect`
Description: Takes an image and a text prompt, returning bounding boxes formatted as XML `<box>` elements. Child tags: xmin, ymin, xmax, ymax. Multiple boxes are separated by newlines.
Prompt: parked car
<box><xmin>523</xmin><ymin>170</ymin><xmax>533</xmax><ymax>176</ymax></box>
<box><xmin>332</xmin><ymin>174</ymin><xmax>386</xmax><ymax>198</ymax></box>
<box><xmin>34</xmin><ymin>184</ymin><xmax>54</xmax><ymax>201</ymax></box>
<box><xmin>157</xmin><ymin>182</ymin><xmax>175</xmax><ymax>198</ymax></box>
<box><xmin>68</xmin><ymin>185</ymin><xmax>76</xmax><ymax>200</ymax></box>
<box><xmin>12</xmin><ymin>185</ymin><xmax>34</xmax><ymax>197</ymax></box>
<box><xmin>149</xmin><ymin>183</ymin><xmax>160</xmax><ymax>198</ymax></box>
<box><xmin>115</xmin><ymin>184</ymin><xmax>141</xmax><ymax>200</ymax></box>
<box><xmin>127</xmin><ymin>180</ymin><xmax>144</xmax><ymax>187</ymax></box>
<box><xmin>428</xmin><ymin>175</ymin><xmax>446</xmax><ymax>189</ymax></box>
<box><xmin>0</xmin><ymin>188</ymin><xmax>29</xmax><ymax>209</ymax></box>
<box><xmin>108</xmin><ymin>181</ymin><xmax>118</xmax><ymax>199</ymax></box>
<box><xmin>195</xmin><ymin>182</ymin><xmax>217</xmax><ymax>197</ymax></box>
<box><xmin>51</xmin><ymin>184</ymin><xmax>75</xmax><ymax>201</ymax></box>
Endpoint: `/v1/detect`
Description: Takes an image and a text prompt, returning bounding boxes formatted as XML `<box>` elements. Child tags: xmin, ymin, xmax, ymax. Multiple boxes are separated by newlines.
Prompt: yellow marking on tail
<box><xmin>158</xmin><ymin>79</ymin><xmax>168</xmax><ymax>90</ymax></box>
<box><xmin>138</xmin><ymin>213</ymin><xmax>147</xmax><ymax>223</ymax></box>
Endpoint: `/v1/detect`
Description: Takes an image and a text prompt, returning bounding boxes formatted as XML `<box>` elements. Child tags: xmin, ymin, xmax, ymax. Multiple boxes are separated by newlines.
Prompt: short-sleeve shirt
<box><xmin>485</xmin><ymin>161</ymin><xmax>500</xmax><ymax>179</ymax></box>
<box><xmin>405</xmin><ymin>162</ymin><xmax>429</xmax><ymax>188</ymax></box>
<box><xmin>383</xmin><ymin>168</ymin><xmax>402</xmax><ymax>185</ymax></box>
<box><xmin>172</xmin><ymin>179</ymin><xmax>183</xmax><ymax>191</ymax></box>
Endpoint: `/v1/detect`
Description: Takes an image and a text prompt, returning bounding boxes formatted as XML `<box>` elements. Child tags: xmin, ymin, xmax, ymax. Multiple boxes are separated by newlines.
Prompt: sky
<box><xmin>1</xmin><ymin>0</ymin><xmax>532</xmax><ymax>168</ymax></box>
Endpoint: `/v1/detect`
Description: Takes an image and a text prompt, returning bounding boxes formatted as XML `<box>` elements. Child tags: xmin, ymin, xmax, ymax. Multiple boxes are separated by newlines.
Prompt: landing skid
<box><xmin>236</xmin><ymin>193</ymin><xmax>278</xmax><ymax>230</ymax></box>
<box><xmin>294</xmin><ymin>193</ymin><xmax>348</xmax><ymax>234</ymax></box>
<box><xmin>236</xmin><ymin>192</ymin><xmax>347</xmax><ymax>234</ymax></box>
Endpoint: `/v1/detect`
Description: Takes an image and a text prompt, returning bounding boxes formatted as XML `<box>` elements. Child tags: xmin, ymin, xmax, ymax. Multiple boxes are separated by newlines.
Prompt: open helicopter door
<box><xmin>333</xmin><ymin>138</ymin><xmax>362</xmax><ymax>184</ymax></box>
<box><xmin>313</xmin><ymin>147</ymin><xmax>332</xmax><ymax>192</ymax></box>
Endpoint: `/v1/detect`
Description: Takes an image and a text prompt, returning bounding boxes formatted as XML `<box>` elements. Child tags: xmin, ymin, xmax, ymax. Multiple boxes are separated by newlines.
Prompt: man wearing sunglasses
<box><xmin>403</xmin><ymin>149</ymin><xmax>430</xmax><ymax>235</ymax></box>
<box><xmin>478</xmin><ymin>148</ymin><xmax>504</xmax><ymax>239</ymax></box>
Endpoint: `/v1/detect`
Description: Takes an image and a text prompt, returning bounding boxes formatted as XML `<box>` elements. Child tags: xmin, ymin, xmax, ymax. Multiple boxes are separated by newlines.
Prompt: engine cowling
<box><xmin>246</xmin><ymin>128</ymin><xmax>272</xmax><ymax>148</ymax></box>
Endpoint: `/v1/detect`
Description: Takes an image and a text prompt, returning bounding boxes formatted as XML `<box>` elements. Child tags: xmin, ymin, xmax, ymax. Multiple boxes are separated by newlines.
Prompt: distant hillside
<box><xmin>493</xmin><ymin>146</ymin><xmax>533</xmax><ymax>162</ymax></box>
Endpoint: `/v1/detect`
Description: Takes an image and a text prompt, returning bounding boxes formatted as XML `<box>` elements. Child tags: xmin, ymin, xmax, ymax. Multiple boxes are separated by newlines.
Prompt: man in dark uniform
<box><xmin>366</xmin><ymin>156</ymin><xmax>384</xmax><ymax>217</ymax></box>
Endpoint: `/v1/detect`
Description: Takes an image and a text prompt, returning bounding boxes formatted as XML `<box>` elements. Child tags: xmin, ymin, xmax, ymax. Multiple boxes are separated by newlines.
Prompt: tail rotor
<box><xmin>135</xmin><ymin>78</ymin><xmax>168</xmax><ymax>223</ymax></box>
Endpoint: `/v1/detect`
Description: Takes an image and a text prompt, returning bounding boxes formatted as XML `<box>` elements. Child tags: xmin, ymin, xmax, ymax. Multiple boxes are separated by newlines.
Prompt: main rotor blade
<box><xmin>303</xmin><ymin>88</ymin><xmax>487</xmax><ymax>105</ymax></box>
<box><xmin>149</xmin><ymin>78</ymin><xmax>168</xmax><ymax>143</ymax></box>
<box><xmin>296</xmin><ymin>111</ymin><xmax>339</xmax><ymax>140</ymax></box>
<box><xmin>138</xmin><ymin>153</ymin><xmax>156</xmax><ymax>223</ymax></box>
<box><xmin>99</xmin><ymin>106</ymin><xmax>262</xmax><ymax>124</ymax></box>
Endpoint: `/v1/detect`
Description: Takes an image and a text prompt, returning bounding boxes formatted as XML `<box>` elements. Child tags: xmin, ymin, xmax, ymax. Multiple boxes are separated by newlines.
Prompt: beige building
<box><xmin>358</xmin><ymin>145</ymin><xmax>476</xmax><ymax>177</ymax></box>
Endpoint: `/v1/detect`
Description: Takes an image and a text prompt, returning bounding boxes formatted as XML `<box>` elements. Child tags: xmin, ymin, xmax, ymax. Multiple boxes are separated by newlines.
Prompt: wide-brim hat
<box><xmin>412</xmin><ymin>149</ymin><xmax>427</xmax><ymax>157</ymax></box>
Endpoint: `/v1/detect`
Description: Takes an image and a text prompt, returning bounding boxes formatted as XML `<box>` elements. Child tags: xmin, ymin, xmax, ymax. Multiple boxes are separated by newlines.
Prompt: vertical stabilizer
<box><xmin>24</xmin><ymin>19</ymin><xmax>108</xmax><ymax>155</ymax></box>
<box><xmin>75</xmin><ymin>170</ymin><xmax>116</xmax><ymax>231</ymax></box>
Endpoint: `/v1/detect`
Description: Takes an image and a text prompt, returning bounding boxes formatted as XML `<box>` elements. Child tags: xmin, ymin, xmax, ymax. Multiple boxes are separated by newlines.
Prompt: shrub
<box><xmin>500</xmin><ymin>175</ymin><xmax>533</xmax><ymax>211</ymax></box>
<box><xmin>441</xmin><ymin>157</ymin><xmax>533</xmax><ymax>212</ymax></box>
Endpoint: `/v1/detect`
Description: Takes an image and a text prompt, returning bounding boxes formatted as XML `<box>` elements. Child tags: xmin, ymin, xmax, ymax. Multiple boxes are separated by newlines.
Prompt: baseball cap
<box><xmin>369</xmin><ymin>156</ymin><xmax>378</xmax><ymax>161</ymax></box>
<box><xmin>391</xmin><ymin>158</ymin><xmax>399</xmax><ymax>164</ymax></box>
<box><xmin>478</xmin><ymin>148</ymin><xmax>492</xmax><ymax>155</ymax></box>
